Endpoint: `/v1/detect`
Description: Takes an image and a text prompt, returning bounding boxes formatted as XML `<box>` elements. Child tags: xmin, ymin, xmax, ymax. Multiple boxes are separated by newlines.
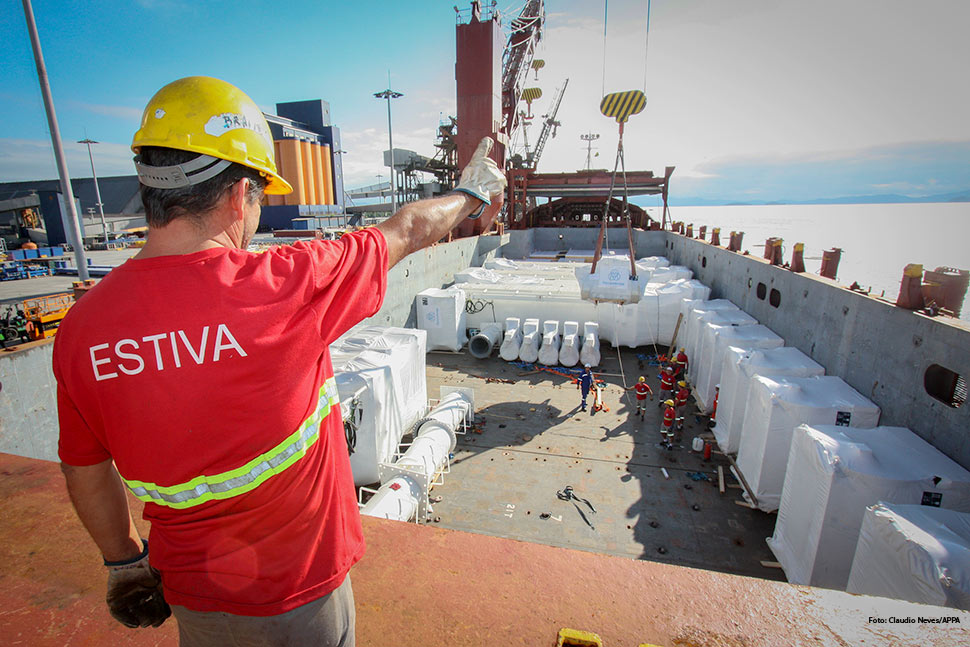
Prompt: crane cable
<box><xmin>601</xmin><ymin>0</ymin><xmax>652</xmax><ymax>98</ymax></box>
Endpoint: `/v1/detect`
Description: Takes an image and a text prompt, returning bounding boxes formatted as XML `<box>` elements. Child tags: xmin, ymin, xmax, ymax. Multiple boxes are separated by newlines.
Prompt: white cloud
<box><xmin>69</xmin><ymin>101</ymin><xmax>144</xmax><ymax>122</ymax></box>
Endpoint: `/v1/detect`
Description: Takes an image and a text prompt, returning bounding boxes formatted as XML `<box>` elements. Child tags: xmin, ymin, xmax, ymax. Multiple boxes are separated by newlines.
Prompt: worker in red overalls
<box><xmin>661</xmin><ymin>399</ymin><xmax>677</xmax><ymax>448</ymax></box>
<box><xmin>675</xmin><ymin>380</ymin><xmax>690</xmax><ymax>411</ymax></box>
<box><xmin>673</xmin><ymin>347</ymin><xmax>688</xmax><ymax>378</ymax></box>
<box><xmin>708</xmin><ymin>384</ymin><xmax>720</xmax><ymax>428</ymax></box>
<box><xmin>626</xmin><ymin>376</ymin><xmax>653</xmax><ymax>419</ymax></box>
<box><xmin>658</xmin><ymin>366</ymin><xmax>675</xmax><ymax>406</ymax></box>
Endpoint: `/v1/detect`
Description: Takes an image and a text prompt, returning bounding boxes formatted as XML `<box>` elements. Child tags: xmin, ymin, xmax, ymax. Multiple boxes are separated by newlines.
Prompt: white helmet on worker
<box><xmin>584</xmin><ymin>364</ymin><xmax>591</xmax><ymax>369</ymax></box>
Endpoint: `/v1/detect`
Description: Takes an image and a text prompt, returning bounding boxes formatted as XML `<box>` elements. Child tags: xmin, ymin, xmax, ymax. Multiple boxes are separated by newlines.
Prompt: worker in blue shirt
<box><xmin>578</xmin><ymin>364</ymin><xmax>594</xmax><ymax>411</ymax></box>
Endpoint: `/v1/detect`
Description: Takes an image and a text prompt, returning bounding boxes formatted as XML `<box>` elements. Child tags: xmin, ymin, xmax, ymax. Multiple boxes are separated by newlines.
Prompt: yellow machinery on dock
<box><xmin>22</xmin><ymin>293</ymin><xmax>74</xmax><ymax>340</ymax></box>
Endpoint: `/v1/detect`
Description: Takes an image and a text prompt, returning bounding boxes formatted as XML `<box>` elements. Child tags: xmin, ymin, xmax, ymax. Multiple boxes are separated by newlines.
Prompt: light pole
<box><xmin>21</xmin><ymin>0</ymin><xmax>89</xmax><ymax>280</ymax></box>
<box><xmin>78</xmin><ymin>138</ymin><xmax>109</xmax><ymax>245</ymax></box>
<box><xmin>374</xmin><ymin>83</ymin><xmax>403</xmax><ymax>216</ymax></box>
<box><xmin>333</xmin><ymin>149</ymin><xmax>348</xmax><ymax>228</ymax></box>
<box><xmin>580</xmin><ymin>132</ymin><xmax>600</xmax><ymax>171</ymax></box>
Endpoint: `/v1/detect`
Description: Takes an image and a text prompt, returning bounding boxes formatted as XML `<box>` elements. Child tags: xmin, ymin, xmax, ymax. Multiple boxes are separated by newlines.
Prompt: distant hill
<box><xmin>661</xmin><ymin>189</ymin><xmax>970</xmax><ymax>207</ymax></box>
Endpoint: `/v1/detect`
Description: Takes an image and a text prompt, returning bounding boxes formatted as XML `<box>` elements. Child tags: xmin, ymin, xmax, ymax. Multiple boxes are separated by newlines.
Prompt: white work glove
<box><xmin>454</xmin><ymin>137</ymin><xmax>507</xmax><ymax>219</ymax></box>
<box><xmin>104</xmin><ymin>539</ymin><xmax>171</xmax><ymax>628</ymax></box>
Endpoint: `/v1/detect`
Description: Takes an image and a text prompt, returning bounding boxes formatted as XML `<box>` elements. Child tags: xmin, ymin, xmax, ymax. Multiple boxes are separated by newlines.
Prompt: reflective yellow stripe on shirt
<box><xmin>123</xmin><ymin>377</ymin><xmax>340</xmax><ymax>509</ymax></box>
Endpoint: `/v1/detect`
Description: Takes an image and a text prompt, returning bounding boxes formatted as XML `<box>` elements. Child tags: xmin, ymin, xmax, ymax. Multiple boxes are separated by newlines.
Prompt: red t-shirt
<box><xmin>634</xmin><ymin>383</ymin><xmax>651</xmax><ymax>400</ymax></box>
<box><xmin>663</xmin><ymin>406</ymin><xmax>676</xmax><ymax>427</ymax></box>
<box><xmin>54</xmin><ymin>229</ymin><xmax>388</xmax><ymax>616</ymax></box>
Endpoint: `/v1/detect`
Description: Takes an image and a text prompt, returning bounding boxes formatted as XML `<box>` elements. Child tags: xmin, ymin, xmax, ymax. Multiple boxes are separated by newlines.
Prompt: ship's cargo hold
<box><xmin>559</xmin><ymin>321</ymin><xmax>580</xmax><ymax>367</ymax></box>
<box><xmin>896</xmin><ymin>263</ymin><xmax>925</xmax><ymax>310</ymax></box>
<box><xmin>735</xmin><ymin>375</ymin><xmax>880</xmax><ymax>512</ymax></box>
<box><xmin>469</xmin><ymin>322</ymin><xmax>502</xmax><ymax>359</ymax></box>
<box><xmin>457</xmin><ymin>266</ymin><xmax>704</xmax><ymax>348</ymax></box>
<box><xmin>330</xmin><ymin>327</ymin><xmax>428</xmax><ymax>486</ymax></box>
<box><xmin>680</xmin><ymin>300</ymin><xmax>739</xmax><ymax>376</ymax></box>
<box><xmin>847</xmin><ymin>503</ymin><xmax>970</xmax><ymax>609</ymax></box>
<box><xmin>361</xmin><ymin>389</ymin><xmax>472</xmax><ymax>522</ymax></box>
<box><xmin>580</xmin><ymin>321</ymin><xmax>600</xmax><ymax>367</ymax></box>
<box><xmin>819</xmin><ymin>247</ymin><xmax>842</xmax><ymax>280</ymax></box>
<box><xmin>519</xmin><ymin>318</ymin><xmax>541</xmax><ymax>363</ymax></box>
<box><xmin>538</xmin><ymin>320</ymin><xmax>561</xmax><ymax>365</ymax></box>
<box><xmin>416</xmin><ymin>287</ymin><xmax>467</xmax><ymax>352</ymax></box>
<box><xmin>693</xmin><ymin>315</ymin><xmax>768</xmax><ymax>412</ymax></box>
<box><xmin>499</xmin><ymin>317</ymin><xmax>522</xmax><ymax>361</ymax></box>
<box><xmin>714</xmin><ymin>346</ymin><xmax>825</xmax><ymax>453</ymax></box>
<box><xmin>768</xmin><ymin>425</ymin><xmax>970</xmax><ymax>590</ymax></box>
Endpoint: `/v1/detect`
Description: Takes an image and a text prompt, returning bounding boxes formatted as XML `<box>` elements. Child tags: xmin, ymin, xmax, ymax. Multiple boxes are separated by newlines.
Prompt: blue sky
<box><xmin>3</xmin><ymin>0</ymin><xmax>969</xmax><ymax>204</ymax></box>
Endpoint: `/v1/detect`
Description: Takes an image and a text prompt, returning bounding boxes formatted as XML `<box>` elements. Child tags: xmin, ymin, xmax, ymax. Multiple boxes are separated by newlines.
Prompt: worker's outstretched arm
<box><xmin>377</xmin><ymin>137</ymin><xmax>506</xmax><ymax>268</ymax></box>
<box><xmin>62</xmin><ymin>460</ymin><xmax>171</xmax><ymax>628</ymax></box>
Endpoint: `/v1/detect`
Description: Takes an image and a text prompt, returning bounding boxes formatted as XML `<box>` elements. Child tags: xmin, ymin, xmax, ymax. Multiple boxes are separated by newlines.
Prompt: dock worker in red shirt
<box><xmin>675</xmin><ymin>380</ymin><xmax>691</xmax><ymax>411</ymax></box>
<box><xmin>626</xmin><ymin>376</ymin><xmax>653</xmax><ymax>419</ymax></box>
<box><xmin>658</xmin><ymin>365</ymin><xmax>675</xmax><ymax>406</ymax></box>
<box><xmin>53</xmin><ymin>76</ymin><xmax>506</xmax><ymax>645</ymax></box>
<box><xmin>661</xmin><ymin>399</ymin><xmax>677</xmax><ymax>448</ymax></box>
<box><xmin>673</xmin><ymin>347</ymin><xmax>688</xmax><ymax>377</ymax></box>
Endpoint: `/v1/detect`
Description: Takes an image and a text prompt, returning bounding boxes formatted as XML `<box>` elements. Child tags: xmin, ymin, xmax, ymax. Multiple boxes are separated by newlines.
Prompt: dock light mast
<box><xmin>580</xmin><ymin>132</ymin><xmax>600</xmax><ymax>171</ymax></box>
<box><xmin>374</xmin><ymin>82</ymin><xmax>403</xmax><ymax>217</ymax></box>
<box><xmin>78</xmin><ymin>138</ymin><xmax>109</xmax><ymax>245</ymax></box>
<box><xmin>21</xmin><ymin>0</ymin><xmax>89</xmax><ymax>280</ymax></box>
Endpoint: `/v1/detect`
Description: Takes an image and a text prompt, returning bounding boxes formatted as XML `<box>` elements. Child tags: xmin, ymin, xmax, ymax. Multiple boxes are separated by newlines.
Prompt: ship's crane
<box><xmin>501</xmin><ymin>0</ymin><xmax>545</xmax><ymax>140</ymax></box>
<box><xmin>527</xmin><ymin>78</ymin><xmax>568</xmax><ymax>170</ymax></box>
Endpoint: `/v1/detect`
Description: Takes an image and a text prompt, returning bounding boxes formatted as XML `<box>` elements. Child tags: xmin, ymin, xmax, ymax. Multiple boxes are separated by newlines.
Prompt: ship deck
<box><xmin>3</xmin><ymin>451</ymin><xmax>966</xmax><ymax>646</ymax></box>
<box><xmin>423</xmin><ymin>348</ymin><xmax>783</xmax><ymax>580</ymax></box>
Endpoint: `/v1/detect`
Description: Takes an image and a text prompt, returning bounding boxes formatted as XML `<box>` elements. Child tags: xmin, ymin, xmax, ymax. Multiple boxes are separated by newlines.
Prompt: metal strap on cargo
<box><xmin>123</xmin><ymin>377</ymin><xmax>340</xmax><ymax>509</ymax></box>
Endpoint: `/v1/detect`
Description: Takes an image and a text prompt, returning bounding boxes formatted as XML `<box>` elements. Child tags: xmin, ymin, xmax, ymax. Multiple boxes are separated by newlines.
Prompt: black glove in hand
<box><xmin>105</xmin><ymin>540</ymin><xmax>171</xmax><ymax>628</ymax></box>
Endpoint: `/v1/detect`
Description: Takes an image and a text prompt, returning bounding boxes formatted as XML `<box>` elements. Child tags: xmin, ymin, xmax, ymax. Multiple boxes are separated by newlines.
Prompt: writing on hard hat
<box><xmin>132</xmin><ymin>76</ymin><xmax>292</xmax><ymax>195</ymax></box>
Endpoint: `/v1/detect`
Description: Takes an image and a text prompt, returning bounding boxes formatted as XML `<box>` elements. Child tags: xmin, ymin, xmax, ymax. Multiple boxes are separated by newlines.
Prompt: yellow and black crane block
<box><xmin>599</xmin><ymin>89</ymin><xmax>646</xmax><ymax>124</ymax></box>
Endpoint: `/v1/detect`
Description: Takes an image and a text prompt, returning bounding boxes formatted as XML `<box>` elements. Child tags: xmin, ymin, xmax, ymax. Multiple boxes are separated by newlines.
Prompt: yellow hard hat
<box><xmin>664</xmin><ymin>399</ymin><xmax>675</xmax><ymax>407</ymax></box>
<box><xmin>678</xmin><ymin>380</ymin><xmax>687</xmax><ymax>387</ymax></box>
<box><xmin>679</xmin><ymin>347</ymin><xmax>685</xmax><ymax>353</ymax></box>
<box><xmin>638</xmin><ymin>376</ymin><xmax>646</xmax><ymax>383</ymax></box>
<box><xmin>132</xmin><ymin>76</ymin><xmax>292</xmax><ymax>195</ymax></box>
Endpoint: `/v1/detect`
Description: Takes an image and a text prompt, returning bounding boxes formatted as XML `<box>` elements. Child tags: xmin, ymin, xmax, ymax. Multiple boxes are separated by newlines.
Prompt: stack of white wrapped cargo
<box><xmin>734</xmin><ymin>375</ymin><xmax>881</xmax><ymax>512</ymax></box>
<box><xmin>767</xmin><ymin>424</ymin><xmax>970</xmax><ymax>592</ymax></box>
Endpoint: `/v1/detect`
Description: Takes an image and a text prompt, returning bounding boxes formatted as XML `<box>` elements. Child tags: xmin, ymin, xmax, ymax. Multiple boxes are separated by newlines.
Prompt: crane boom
<box><xmin>529</xmin><ymin>78</ymin><xmax>568</xmax><ymax>170</ymax></box>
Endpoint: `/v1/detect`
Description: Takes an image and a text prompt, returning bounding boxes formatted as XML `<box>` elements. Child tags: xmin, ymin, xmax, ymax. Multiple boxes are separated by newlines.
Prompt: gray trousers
<box><xmin>172</xmin><ymin>575</ymin><xmax>355</xmax><ymax>647</ymax></box>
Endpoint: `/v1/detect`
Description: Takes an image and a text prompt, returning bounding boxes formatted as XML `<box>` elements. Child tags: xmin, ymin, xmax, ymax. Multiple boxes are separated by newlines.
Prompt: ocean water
<box><xmin>647</xmin><ymin>203</ymin><xmax>970</xmax><ymax>322</ymax></box>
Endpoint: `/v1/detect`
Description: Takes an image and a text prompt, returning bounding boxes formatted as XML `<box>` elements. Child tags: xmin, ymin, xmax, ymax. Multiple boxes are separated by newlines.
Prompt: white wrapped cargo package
<box><xmin>580</xmin><ymin>321</ymin><xmax>601</xmax><ymax>367</ymax></box>
<box><xmin>654</xmin><ymin>280</ymin><xmax>698</xmax><ymax>346</ymax></box>
<box><xmin>577</xmin><ymin>256</ymin><xmax>643</xmax><ymax>304</ymax></box>
<box><xmin>519</xmin><ymin>318</ymin><xmax>541</xmax><ymax>363</ymax></box>
<box><xmin>416</xmin><ymin>287</ymin><xmax>467</xmax><ymax>351</ymax></box>
<box><xmin>682</xmin><ymin>300</ymin><xmax>739</xmax><ymax>378</ymax></box>
<box><xmin>538</xmin><ymin>320</ymin><xmax>561</xmax><ymax>366</ymax></box>
<box><xmin>559</xmin><ymin>321</ymin><xmax>580</xmax><ymax>367</ymax></box>
<box><xmin>735</xmin><ymin>375</ymin><xmax>880</xmax><ymax>512</ymax></box>
<box><xmin>330</xmin><ymin>327</ymin><xmax>428</xmax><ymax>486</ymax></box>
<box><xmin>714</xmin><ymin>346</ymin><xmax>825</xmax><ymax>453</ymax></box>
<box><xmin>648</xmin><ymin>265</ymin><xmax>693</xmax><ymax>283</ymax></box>
<box><xmin>499</xmin><ymin>317</ymin><xmax>522</xmax><ymax>361</ymax></box>
<box><xmin>458</xmin><ymin>284</ymin><xmax>594</xmax><ymax>330</ymax></box>
<box><xmin>683</xmin><ymin>279</ymin><xmax>711</xmax><ymax>301</ymax></box>
<box><xmin>768</xmin><ymin>425</ymin><xmax>970</xmax><ymax>590</ymax></box>
<box><xmin>693</xmin><ymin>318</ymin><xmax>773</xmax><ymax>412</ymax></box>
<box><xmin>847</xmin><ymin>503</ymin><xmax>970</xmax><ymax>609</ymax></box>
